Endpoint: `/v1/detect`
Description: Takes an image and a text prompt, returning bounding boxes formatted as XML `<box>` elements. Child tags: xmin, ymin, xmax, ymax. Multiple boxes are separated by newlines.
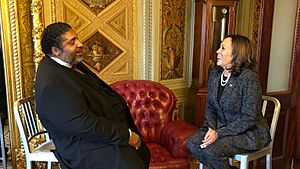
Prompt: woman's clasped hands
<box><xmin>200</xmin><ymin>128</ymin><xmax>218</xmax><ymax>148</ymax></box>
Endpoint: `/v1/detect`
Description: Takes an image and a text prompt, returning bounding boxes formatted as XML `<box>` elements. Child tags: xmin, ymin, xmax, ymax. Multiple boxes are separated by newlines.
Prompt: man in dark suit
<box><xmin>35</xmin><ymin>22</ymin><xmax>150</xmax><ymax>169</ymax></box>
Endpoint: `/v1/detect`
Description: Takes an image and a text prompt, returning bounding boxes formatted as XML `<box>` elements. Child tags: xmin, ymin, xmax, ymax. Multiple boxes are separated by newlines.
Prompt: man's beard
<box><xmin>72</xmin><ymin>55</ymin><xmax>83</xmax><ymax>65</ymax></box>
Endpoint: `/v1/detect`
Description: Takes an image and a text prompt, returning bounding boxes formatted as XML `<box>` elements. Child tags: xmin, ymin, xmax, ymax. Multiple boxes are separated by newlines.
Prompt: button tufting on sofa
<box><xmin>110</xmin><ymin>80</ymin><xmax>197</xmax><ymax>169</ymax></box>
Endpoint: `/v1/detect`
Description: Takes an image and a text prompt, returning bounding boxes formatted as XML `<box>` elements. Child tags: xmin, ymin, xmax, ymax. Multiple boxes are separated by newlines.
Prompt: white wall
<box><xmin>267</xmin><ymin>0</ymin><xmax>298</xmax><ymax>92</ymax></box>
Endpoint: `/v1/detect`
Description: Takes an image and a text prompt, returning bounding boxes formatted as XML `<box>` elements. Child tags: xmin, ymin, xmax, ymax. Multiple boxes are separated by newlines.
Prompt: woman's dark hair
<box><xmin>225</xmin><ymin>35</ymin><xmax>256</xmax><ymax>76</ymax></box>
<box><xmin>41</xmin><ymin>22</ymin><xmax>72</xmax><ymax>55</ymax></box>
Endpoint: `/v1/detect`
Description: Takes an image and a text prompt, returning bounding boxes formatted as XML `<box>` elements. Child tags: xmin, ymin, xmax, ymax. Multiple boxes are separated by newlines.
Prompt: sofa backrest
<box><xmin>110</xmin><ymin>80</ymin><xmax>177</xmax><ymax>143</ymax></box>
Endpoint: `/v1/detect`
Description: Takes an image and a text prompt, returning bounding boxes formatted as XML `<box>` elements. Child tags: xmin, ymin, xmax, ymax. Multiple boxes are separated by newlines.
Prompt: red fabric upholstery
<box><xmin>110</xmin><ymin>80</ymin><xmax>197</xmax><ymax>169</ymax></box>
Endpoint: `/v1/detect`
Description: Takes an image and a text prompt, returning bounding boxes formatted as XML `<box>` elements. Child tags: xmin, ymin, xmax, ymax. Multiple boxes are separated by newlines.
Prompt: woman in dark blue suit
<box><xmin>187</xmin><ymin>35</ymin><xmax>271</xmax><ymax>169</ymax></box>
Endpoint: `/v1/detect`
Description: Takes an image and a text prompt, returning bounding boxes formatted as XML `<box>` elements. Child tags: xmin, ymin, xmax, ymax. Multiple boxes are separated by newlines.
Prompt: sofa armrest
<box><xmin>160</xmin><ymin>120</ymin><xmax>197</xmax><ymax>158</ymax></box>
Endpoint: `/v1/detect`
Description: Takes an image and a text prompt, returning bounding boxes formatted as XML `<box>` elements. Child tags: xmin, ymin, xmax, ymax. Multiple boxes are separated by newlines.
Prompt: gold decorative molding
<box><xmin>107</xmin><ymin>7</ymin><xmax>127</xmax><ymax>39</ymax></box>
<box><xmin>141</xmin><ymin>0</ymin><xmax>153</xmax><ymax>79</ymax></box>
<box><xmin>6</xmin><ymin>4</ymin><xmax>24</xmax><ymax>166</ymax></box>
<box><xmin>51</xmin><ymin>0</ymin><xmax>56</xmax><ymax>22</ymax></box>
<box><xmin>17</xmin><ymin>0</ymin><xmax>35</xmax><ymax>97</ymax></box>
<box><xmin>1</xmin><ymin>0</ymin><xmax>36</xmax><ymax>167</ymax></box>
<box><xmin>64</xmin><ymin>2</ymin><xmax>91</xmax><ymax>32</ymax></box>
<box><xmin>50</xmin><ymin>0</ymin><xmax>136</xmax><ymax>82</ymax></box>
<box><xmin>80</xmin><ymin>0</ymin><xmax>116</xmax><ymax>14</ymax></box>
<box><xmin>17</xmin><ymin>0</ymin><xmax>36</xmax><ymax>167</ymax></box>
<box><xmin>112</xmin><ymin>61</ymin><xmax>129</xmax><ymax>75</ymax></box>
<box><xmin>31</xmin><ymin>0</ymin><xmax>44</xmax><ymax>68</ymax></box>
<box><xmin>0</xmin><ymin>0</ymin><xmax>191</xmax><ymax>167</ymax></box>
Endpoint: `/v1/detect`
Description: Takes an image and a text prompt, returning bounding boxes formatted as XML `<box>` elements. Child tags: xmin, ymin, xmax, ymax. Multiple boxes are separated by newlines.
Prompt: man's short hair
<box><xmin>41</xmin><ymin>22</ymin><xmax>72</xmax><ymax>55</ymax></box>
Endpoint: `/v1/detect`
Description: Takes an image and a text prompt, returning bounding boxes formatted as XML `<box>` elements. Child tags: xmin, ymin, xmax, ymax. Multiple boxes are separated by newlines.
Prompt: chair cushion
<box><xmin>147</xmin><ymin>143</ymin><xmax>189</xmax><ymax>169</ymax></box>
<box><xmin>160</xmin><ymin>120</ymin><xmax>197</xmax><ymax>158</ymax></box>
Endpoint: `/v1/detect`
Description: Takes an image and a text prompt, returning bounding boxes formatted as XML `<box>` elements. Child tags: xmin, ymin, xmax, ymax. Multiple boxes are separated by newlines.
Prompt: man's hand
<box><xmin>200</xmin><ymin>128</ymin><xmax>218</xmax><ymax>148</ymax></box>
<box><xmin>128</xmin><ymin>130</ymin><xmax>141</xmax><ymax>149</ymax></box>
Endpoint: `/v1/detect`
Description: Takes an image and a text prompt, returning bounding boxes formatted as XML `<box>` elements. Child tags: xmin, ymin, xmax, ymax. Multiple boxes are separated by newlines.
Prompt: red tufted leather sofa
<box><xmin>110</xmin><ymin>80</ymin><xmax>197</xmax><ymax>169</ymax></box>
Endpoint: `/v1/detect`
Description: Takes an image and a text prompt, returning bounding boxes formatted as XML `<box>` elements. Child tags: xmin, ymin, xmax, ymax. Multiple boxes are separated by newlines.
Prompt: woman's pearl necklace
<box><xmin>220</xmin><ymin>70</ymin><xmax>231</xmax><ymax>86</ymax></box>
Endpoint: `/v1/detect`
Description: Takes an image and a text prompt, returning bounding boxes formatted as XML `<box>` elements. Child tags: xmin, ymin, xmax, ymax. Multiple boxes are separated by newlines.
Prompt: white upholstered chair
<box><xmin>14</xmin><ymin>96</ymin><xmax>58</xmax><ymax>169</ymax></box>
<box><xmin>200</xmin><ymin>95</ymin><xmax>281</xmax><ymax>169</ymax></box>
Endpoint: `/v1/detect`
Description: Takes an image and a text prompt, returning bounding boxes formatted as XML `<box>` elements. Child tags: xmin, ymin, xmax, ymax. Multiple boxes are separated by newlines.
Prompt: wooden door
<box><xmin>256</xmin><ymin>0</ymin><xmax>299</xmax><ymax>168</ymax></box>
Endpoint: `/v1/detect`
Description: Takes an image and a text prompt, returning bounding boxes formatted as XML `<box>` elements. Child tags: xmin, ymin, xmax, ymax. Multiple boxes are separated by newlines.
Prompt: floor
<box><xmin>1</xmin><ymin>120</ymin><xmax>11</xmax><ymax>169</ymax></box>
<box><xmin>0</xmin><ymin>119</ymin><xmax>295</xmax><ymax>169</ymax></box>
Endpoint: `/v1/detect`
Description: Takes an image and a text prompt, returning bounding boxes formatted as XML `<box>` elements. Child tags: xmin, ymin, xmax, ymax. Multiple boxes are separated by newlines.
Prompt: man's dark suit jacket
<box><xmin>35</xmin><ymin>56</ymin><xmax>150</xmax><ymax>169</ymax></box>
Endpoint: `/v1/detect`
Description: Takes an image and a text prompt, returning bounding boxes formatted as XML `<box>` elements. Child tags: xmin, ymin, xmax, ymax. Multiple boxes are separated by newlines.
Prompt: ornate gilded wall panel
<box><xmin>0</xmin><ymin>0</ymin><xmax>38</xmax><ymax>168</ymax></box>
<box><xmin>160</xmin><ymin>0</ymin><xmax>186</xmax><ymax>81</ymax></box>
<box><xmin>17</xmin><ymin>0</ymin><xmax>35</xmax><ymax>97</ymax></box>
<box><xmin>2</xmin><ymin>0</ymin><xmax>192</xmax><ymax>167</ymax></box>
<box><xmin>83</xmin><ymin>32</ymin><xmax>123</xmax><ymax>72</ymax></box>
<box><xmin>49</xmin><ymin>0</ymin><xmax>135</xmax><ymax>83</ymax></box>
<box><xmin>158</xmin><ymin>0</ymin><xmax>192</xmax><ymax>123</ymax></box>
<box><xmin>81</xmin><ymin>0</ymin><xmax>116</xmax><ymax>14</ymax></box>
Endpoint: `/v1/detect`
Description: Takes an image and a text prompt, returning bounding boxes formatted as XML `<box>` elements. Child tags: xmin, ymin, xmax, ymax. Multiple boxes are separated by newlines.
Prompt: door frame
<box><xmin>256</xmin><ymin>0</ymin><xmax>300</xmax><ymax>168</ymax></box>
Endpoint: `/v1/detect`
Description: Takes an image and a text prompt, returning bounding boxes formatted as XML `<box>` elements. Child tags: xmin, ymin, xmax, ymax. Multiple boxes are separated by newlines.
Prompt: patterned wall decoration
<box><xmin>52</xmin><ymin>0</ymin><xmax>135</xmax><ymax>83</ymax></box>
<box><xmin>160</xmin><ymin>0</ymin><xmax>186</xmax><ymax>80</ymax></box>
<box><xmin>3</xmin><ymin>0</ymin><xmax>190</xmax><ymax>167</ymax></box>
<box><xmin>15</xmin><ymin>0</ymin><xmax>37</xmax><ymax>167</ymax></box>
<box><xmin>1</xmin><ymin>0</ymin><xmax>135</xmax><ymax>167</ymax></box>
<box><xmin>0</xmin><ymin>0</ymin><xmax>39</xmax><ymax>167</ymax></box>
<box><xmin>80</xmin><ymin>0</ymin><xmax>116</xmax><ymax>14</ymax></box>
<box><xmin>64</xmin><ymin>4</ymin><xmax>91</xmax><ymax>32</ymax></box>
<box><xmin>107</xmin><ymin>7</ymin><xmax>127</xmax><ymax>39</ymax></box>
<box><xmin>83</xmin><ymin>32</ymin><xmax>123</xmax><ymax>71</ymax></box>
<box><xmin>17</xmin><ymin>0</ymin><xmax>36</xmax><ymax>97</ymax></box>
